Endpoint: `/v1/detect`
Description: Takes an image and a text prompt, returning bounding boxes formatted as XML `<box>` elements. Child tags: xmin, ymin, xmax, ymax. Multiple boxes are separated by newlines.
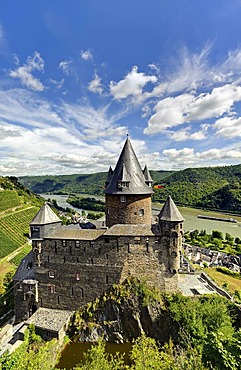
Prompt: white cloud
<box><xmin>148</xmin><ymin>45</ymin><xmax>211</xmax><ymax>98</ymax></box>
<box><xmin>110</xmin><ymin>66</ymin><xmax>157</xmax><ymax>100</ymax></box>
<box><xmin>144</xmin><ymin>84</ymin><xmax>241</xmax><ymax>135</ymax></box>
<box><xmin>50</xmin><ymin>78</ymin><xmax>64</xmax><ymax>89</ymax></box>
<box><xmin>144</xmin><ymin>94</ymin><xmax>193</xmax><ymax>134</ymax></box>
<box><xmin>59</xmin><ymin>60</ymin><xmax>74</xmax><ymax>75</ymax></box>
<box><xmin>83</xmin><ymin>126</ymin><xmax>127</xmax><ymax>140</ymax></box>
<box><xmin>168</xmin><ymin>126</ymin><xmax>207</xmax><ymax>142</ymax></box>
<box><xmin>0</xmin><ymin>87</ymin><xmax>130</xmax><ymax>175</ymax></box>
<box><xmin>214</xmin><ymin>116</ymin><xmax>241</xmax><ymax>138</ymax></box>
<box><xmin>187</xmin><ymin>84</ymin><xmax>241</xmax><ymax>121</ymax></box>
<box><xmin>81</xmin><ymin>49</ymin><xmax>93</xmax><ymax>61</ymax></box>
<box><xmin>162</xmin><ymin>146</ymin><xmax>241</xmax><ymax>169</ymax></box>
<box><xmin>88</xmin><ymin>72</ymin><xmax>103</xmax><ymax>95</ymax></box>
<box><xmin>9</xmin><ymin>51</ymin><xmax>45</xmax><ymax>91</ymax></box>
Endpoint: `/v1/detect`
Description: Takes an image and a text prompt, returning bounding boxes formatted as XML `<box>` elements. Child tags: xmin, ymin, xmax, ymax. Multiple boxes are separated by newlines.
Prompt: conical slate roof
<box><xmin>30</xmin><ymin>203</ymin><xmax>61</xmax><ymax>225</ymax></box>
<box><xmin>143</xmin><ymin>165</ymin><xmax>153</xmax><ymax>183</ymax></box>
<box><xmin>158</xmin><ymin>195</ymin><xmax>184</xmax><ymax>222</ymax></box>
<box><xmin>105</xmin><ymin>136</ymin><xmax>153</xmax><ymax>195</ymax></box>
<box><xmin>106</xmin><ymin>166</ymin><xmax>113</xmax><ymax>183</ymax></box>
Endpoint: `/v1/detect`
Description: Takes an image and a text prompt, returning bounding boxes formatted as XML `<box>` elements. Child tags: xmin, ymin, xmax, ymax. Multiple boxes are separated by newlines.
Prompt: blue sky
<box><xmin>1</xmin><ymin>0</ymin><xmax>241</xmax><ymax>176</ymax></box>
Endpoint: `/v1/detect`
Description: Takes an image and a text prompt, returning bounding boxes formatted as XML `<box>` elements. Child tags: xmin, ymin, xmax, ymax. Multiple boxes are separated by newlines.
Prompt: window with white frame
<box><xmin>48</xmin><ymin>271</ymin><xmax>55</xmax><ymax>278</ymax></box>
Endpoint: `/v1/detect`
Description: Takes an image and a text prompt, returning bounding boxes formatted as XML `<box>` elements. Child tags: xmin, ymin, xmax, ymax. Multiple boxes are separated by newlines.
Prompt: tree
<box><xmin>74</xmin><ymin>338</ymin><xmax>124</xmax><ymax>370</ymax></box>
<box><xmin>234</xmin><ymin>237</ymin><xmax>241</xmax><ymax>245</ymax></box>
<box><xmin>212</xmin><ymin>230</ymin><xmax>223</xmax><ymax>240</ymax></box>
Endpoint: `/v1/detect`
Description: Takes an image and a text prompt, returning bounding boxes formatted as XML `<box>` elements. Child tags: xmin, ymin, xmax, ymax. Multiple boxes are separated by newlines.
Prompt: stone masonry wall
<box><xmin>106</xmin><ymin>194</ymin><xmax>152</xmax><ymax>227</ymax></box>
<box><xmin>35</xmin><ymin>233</ymin><xmax>179</xmax><ymax>311</ymax></box>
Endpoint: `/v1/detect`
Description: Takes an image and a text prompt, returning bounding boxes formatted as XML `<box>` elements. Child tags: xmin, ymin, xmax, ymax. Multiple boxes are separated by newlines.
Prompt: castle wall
<box><xmin>34</xmin><ymin>233</ymin><xmax>179</xmax><ymax>311</ymax></box>
<box><xmin>105</xmin><ymin>194</ymin><xmax>152</xmax><ymax>227</ymax></box>
<box><xmin>14</xmin><ymin>281</ymin><xmax>38</xmax><ymax>322</ymax></box>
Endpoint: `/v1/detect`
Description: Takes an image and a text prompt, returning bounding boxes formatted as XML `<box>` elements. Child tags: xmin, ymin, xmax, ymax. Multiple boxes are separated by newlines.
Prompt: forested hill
<box><xmin>152</xmin><ymin>164</ymin><xmax>241</xmax><ymax>213</ymax></box>
<box><xmin>19</xmin><ymin>164</ymin><xmax>241</xmax><ymax>213</ymax></box>
<box><xmin>19</xmin><ymin>170</ymin><xmax>174</xmax><ymax>195</ymax></box>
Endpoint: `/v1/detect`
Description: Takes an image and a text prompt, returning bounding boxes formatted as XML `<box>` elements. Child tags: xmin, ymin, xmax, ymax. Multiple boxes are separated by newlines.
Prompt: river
<box><xmin>56</xmin><ymin>342</ymin><xmax>132</xmax><ymax>369</ymax></box>
<box><xmin>40</xmin><ymin>193</ymin><xmax>241</xmax><ymax>238</ymax></box>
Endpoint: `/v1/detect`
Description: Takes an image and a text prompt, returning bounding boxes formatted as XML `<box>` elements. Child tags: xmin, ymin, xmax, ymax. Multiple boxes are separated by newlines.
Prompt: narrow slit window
<box><xmin>49</xmin><ymin>285</ymin><xmax>55</xmax><ymax>294</ymax></box>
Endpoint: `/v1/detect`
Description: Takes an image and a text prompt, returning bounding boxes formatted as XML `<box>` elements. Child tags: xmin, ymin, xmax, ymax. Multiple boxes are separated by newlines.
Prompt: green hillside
<box><xmin>19</xmin><ymin>170</ymin><xmax>174</xmax><ymax>195</ymax></box>
<box><xmin>0</xmin><ymin>177</ymin><xmax>44</xmax><ymax>259</ymax></box>
<box><xmin>152</xmin><ymin>164</ymin><xmax>241</xmax><ymax>213</ymax></box>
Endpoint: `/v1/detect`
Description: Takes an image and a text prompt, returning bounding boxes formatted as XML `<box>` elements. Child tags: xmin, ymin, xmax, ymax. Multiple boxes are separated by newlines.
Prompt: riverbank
<box><xmin>39</xmin><ymin>193</ymin><xmax>241</xmax><ymax>238</ymax></box>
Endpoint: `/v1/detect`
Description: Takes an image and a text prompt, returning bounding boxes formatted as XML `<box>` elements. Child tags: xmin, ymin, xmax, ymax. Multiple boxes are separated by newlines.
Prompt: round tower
<box><xmin>105</xmin><ymin>136</ymin><xmax>153</xmax><ymax>227</ymax></box>
<box><xmin>158</xmin><ymin>195</ymin><xmax>184</xmax><ymax>273</ymax></box>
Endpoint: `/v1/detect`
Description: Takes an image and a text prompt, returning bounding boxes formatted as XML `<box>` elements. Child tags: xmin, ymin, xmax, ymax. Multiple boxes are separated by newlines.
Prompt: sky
<box><xmin>2</xmin><ymin>1</ymin><xmax>241</xmax><ymax>176</ymax></box>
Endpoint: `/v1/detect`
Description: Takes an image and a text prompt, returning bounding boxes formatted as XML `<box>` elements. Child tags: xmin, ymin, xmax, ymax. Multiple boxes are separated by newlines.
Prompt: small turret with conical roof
<box><xmin>30</xmin><ymin>203</ymin><xmax>61</xmax><ymax>240</ymax></box>
<box><xmin>158</xmin><ymin>195</ymin><xmax>184</xmax><ymax>274</ymax></box>
<box><xmin>143</xmin><ymin>165</ymin><xmax>153</xmax><ymax>188</ymax></box>
<box><xmin>105</xmin><ymin>136</ymin><xmax>153</xmax><ymax>227</ymax></box>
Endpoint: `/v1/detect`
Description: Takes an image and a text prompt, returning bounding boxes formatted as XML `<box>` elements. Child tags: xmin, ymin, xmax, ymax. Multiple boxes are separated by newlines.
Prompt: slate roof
<box><xmin>105</xmin><ymin>136</ymin><xmax>153</xmax><ymax>195</ymax></box>
<box><xmin>158</xmin><ymin>195</ymin><xmax>184</xmax><ymax>222</ymax></box>
<box><xmin>143</xmin><ymin>165</ymin><xmax>153</xmax><ymax>183</ymax></box>
<box><xmin>27</xmin><ymin>308</ymin><xmax>73</xmax><ymax>332</ymax></box>
<box><xmin>104</xmin><ymin>224</ymin><xmax>154</xmax><ymax>236</ymax></box>
<box><xmin>30</xmin><ymin>203</ymin><xmax>61</xmax><ymax>225</ymax></box>
<box><xmin>47</xmin><ymin>228</ymin><xmax>105</xmax><ymax>240</ymax></box>
<box><xmin>14</xmin><ymin>251</ymin><xmax>35</xmax><ymax>281</ymax></box>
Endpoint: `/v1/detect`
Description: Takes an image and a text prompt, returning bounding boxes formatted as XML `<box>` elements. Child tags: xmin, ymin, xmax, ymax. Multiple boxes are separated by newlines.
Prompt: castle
<box><xmin>13</xmin><ymin>136</ymin><xmax>184</xmax><ymax>323</ymax></box>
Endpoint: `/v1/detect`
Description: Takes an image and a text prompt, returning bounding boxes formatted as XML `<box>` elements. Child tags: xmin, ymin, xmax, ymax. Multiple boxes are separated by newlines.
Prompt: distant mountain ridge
<box><xmin>19</xmin><ymin>170</ymin><xmax>174</xmax><ymax>195</ymax></box>
<box><xmin>19</xmin><ymin>164</ymin><xmax>241</xmax><ymax>213</ymax></box>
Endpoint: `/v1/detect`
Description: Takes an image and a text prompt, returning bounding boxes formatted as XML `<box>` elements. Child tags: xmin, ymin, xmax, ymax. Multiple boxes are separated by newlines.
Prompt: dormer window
<box><xmin>32</xmin><ymin>227</ymin><xmax>40</xmax><ymax>232</ymax></box>
<box><xmin>122</xmin><ymin>182</ymin><xmax>129</xmax><ymax>188</ymax></box>
<box><xmin>118</xmin><ymin>181</ymin><xmax>129</xmax><ymax>189</ymax></box>
<box><xmin>145</xmin><ymin>181</ymin><xmax>152</xmax><ymax>187</ymax></box>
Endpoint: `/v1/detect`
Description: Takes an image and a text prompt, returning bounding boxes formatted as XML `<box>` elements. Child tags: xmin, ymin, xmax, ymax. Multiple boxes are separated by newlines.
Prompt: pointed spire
<box><xmin>105</xmin><ymin>136</ymin><xmax>153</xmax><ymax>195</ymax></box>
<box><xmin>143</xmin><ymin>165</ymin><xmax>153</xmax><ymax>186</ymax></box>
<box><xmin>105</xmin><ymin>166</ymin><xmax>113</xmax><ymax>187</ymax></box>
<box><xmin>30</xmin><ymin>203</ymin><xmax>61</xmax><ymax>225</ymax></box>
<box><xmin>158</xmin><ymin>195</ymin><xmax>184</xmax><ymax>222</ymax></box>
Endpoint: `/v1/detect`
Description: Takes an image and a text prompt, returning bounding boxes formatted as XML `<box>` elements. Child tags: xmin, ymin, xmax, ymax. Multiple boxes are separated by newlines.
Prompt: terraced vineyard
<box><xmin>0</xmin><ymin>207</ymin><xmax>39</xmax><ymax>259</ymax></box>
<box><xmin>0</xmin><ymin>190</ymin><xmax>22</xmax><ymax>212</ymax></box>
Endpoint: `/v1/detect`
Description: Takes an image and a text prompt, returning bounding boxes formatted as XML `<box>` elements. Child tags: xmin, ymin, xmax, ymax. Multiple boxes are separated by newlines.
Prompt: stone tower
<box><xmin>30</xmin><ymin>203</ymin><xmax>61</xmax><ymax>267</ymax></box>
<box><xmin>105</xmin><ymin>136</ymin><xmax>153</xmax><ymax>227</ymax></box>
<box><xmin>158</xmin><ymin>195</ymin><xmax>184</xmax><ymax>273</ymax></box>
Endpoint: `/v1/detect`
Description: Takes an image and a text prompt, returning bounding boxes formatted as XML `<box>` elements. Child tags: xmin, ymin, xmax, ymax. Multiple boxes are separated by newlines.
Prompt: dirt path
<box><xmin>0</xmin><ymin>205</ymin><xmax>34</xmax><ymax>218</ymax></box>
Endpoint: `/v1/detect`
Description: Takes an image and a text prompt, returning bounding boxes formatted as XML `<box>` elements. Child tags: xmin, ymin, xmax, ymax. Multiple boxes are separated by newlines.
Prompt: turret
<box><xmin>30</xmin><ymin>203</ymin><xmax>61</xmax><ymax>267</ymax></box>
<box><xmin>158</xmin><ymin>196</ymin><xmax>184</xmax><ymax>273</ymax></box>
<box><xmin>30</xmin><ymin>202</ymin><xmax>61</xmax><ymax>240</ymax></box>
<box><xmin>143</xmin><ymin>165</ymin><xmax>153</xmax><ymax>188</ymax></box>
<box><xmin>105</xmin><ymin>136</ymin><xmax>153</xmax><ymax>227</ymax></box>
